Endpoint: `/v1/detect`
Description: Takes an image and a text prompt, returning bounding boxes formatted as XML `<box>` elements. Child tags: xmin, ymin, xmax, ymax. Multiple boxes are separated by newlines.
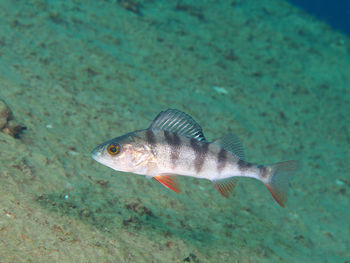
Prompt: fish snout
<box><xmin>91</xmin><ymin>145</ymin><xmax>104</xmax><ymax>162</ymax></box>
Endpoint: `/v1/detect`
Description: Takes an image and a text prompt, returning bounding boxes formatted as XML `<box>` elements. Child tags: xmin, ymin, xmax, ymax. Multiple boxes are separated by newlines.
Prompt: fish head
<box><xmin>91</xmin><ymin>131</ymin><xmax>153</xmax><ymax>175</ymax></box>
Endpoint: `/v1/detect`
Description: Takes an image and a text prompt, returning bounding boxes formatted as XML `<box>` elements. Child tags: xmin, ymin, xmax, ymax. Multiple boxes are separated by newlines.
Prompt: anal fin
<box><xmin>213</xmin><ymin>178</ymin><xmax>237</xmax><ymax>198</ymax></box>
<box><xmin>154</xmin><ymin>175</ymin><xmax>181</xmax><ymax>193</ymax></box>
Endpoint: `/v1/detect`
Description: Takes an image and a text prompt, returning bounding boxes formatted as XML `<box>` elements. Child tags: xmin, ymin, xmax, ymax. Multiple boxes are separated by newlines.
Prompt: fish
<box><xmin>91</xmin><ymin>109</ymin><xmax>299</xmax><ymax>207</ymax></box>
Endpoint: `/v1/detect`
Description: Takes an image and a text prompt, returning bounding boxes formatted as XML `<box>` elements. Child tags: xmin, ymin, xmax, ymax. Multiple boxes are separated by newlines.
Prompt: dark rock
<box><xmin>0</xmin><ymin>99</ymin><xmax>26</xmax><ymax>139</ymax></box>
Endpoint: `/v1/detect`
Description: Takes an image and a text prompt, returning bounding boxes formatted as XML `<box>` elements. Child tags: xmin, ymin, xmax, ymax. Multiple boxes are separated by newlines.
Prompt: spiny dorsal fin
<box><xmin>213</xmin><ymin>134</ymin><xmax>245</xmax><ymax>160</ymax></box>
<box><xmin>149</xmin><ymin>109</ymin><xmax>206</xmax><ymax>142</ymax></box>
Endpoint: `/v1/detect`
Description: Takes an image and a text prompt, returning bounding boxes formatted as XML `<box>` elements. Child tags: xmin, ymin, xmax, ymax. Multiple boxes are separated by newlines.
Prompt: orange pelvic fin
<box><xmin>213</xmin><ymin>178</ymin><xmax>237</xmax><ymax>198</ymax></box>
<box><xmin>154</xmin><ymin>175</ymin><xmax>181</xmax><ymax>193</ymax></box>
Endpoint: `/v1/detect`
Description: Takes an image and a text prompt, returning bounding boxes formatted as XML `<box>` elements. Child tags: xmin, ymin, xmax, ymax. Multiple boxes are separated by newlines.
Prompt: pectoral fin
<box><xmin>154</xmin><ymin>175</ymin><xmax>181</xmax><ymax>193</ymax></box>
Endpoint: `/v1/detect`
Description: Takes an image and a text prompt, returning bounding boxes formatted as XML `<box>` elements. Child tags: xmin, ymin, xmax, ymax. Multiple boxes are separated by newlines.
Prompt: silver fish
<box><xmin>91</xmin><ymin>109</ymin><xmax>299</xmax><ymax>207</ymax></box>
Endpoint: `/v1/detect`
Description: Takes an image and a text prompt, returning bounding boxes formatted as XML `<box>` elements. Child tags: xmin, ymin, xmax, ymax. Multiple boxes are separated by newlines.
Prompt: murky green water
<box><xmin>0</xmin><ymin>0</ymin><xmax>349</xmax><ymax>262</ymax></box>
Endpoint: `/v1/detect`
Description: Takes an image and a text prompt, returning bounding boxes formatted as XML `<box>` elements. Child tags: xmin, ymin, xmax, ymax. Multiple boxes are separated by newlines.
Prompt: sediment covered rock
<box><xmin>0</xmin><ymin>99</ymin><xmax>26</xmax><ymax>138</ymax></box>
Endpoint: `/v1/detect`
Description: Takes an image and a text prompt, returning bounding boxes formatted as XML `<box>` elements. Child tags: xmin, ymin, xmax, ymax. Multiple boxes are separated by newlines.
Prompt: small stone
<box><xmin>0</xmin><ymin>99</ymin><xmax>26</xmax><ymax>138</ymax></box>
<box><xmin>336</xmin><ymin>179</ymin><xmax>344</xmax><ymax>186</ymax></box>
<box><xmin>212</xmin><ymin>86</ymin><xmax>228</xmax><ymax>95</ymax></box>
<box><xmin>2</xmin><ymin>120</ymin><xmax>26</xmax><ymax>138</ymax></box>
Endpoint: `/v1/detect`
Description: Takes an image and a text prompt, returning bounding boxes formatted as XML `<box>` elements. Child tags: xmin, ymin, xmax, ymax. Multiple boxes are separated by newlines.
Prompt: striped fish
<box><xmin>91</xmin><ymin>109</ymin><xmax>299</xmax><ymax>207</ymax></box>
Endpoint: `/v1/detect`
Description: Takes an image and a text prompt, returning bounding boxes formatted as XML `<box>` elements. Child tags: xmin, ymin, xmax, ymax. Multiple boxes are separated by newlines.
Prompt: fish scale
<box><xmin>92</xmin><ymin>109</ymin><xmax>299</xmax><ymax>207</ymax></box>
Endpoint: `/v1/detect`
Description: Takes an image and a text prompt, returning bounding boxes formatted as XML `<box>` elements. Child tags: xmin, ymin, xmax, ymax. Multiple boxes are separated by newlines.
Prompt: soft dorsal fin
<box><xmin>149</xmin><ymin>109</ymin><xmax>206</xmax><ymax>142</ymax></box>
<box><xmin>213</xmin><ymin>134</ymin><xmax>245</xmax><ymax>160</ymax></box>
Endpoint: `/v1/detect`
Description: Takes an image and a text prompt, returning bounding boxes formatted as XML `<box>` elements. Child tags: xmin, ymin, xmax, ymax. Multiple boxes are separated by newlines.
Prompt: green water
<box><xmin>0</xmin><ymin>0</ymin><xmax>349</xmax><ymax>262</ymax></box>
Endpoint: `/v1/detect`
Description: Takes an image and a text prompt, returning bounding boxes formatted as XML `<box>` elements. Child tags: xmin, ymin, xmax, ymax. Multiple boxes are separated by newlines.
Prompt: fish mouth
<box><xmin>91</xmin><ymin>144</ymin><xmax>117</xmax><ymax>170</ymax></box>
<box><xmin>91</xmin><ymin>145</ymin><xmax>103</xmax><ymax>162</ymax></box>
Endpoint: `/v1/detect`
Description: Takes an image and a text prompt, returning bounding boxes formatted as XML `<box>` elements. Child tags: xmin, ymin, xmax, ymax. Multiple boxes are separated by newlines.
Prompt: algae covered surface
<box><xmin>0</xmin><ymin>0</ymin><xmax>349</xmax><ymax>262</ymax></box>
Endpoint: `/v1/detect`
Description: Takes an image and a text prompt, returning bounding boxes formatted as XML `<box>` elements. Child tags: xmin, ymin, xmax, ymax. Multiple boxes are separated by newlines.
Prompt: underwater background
<box><xmin>288</xmin><ymin>0</ymin><xmax>350</xmax><ymax>36</ymax></box>
<box><xmin>0</xmin><ymin>0</ymin><xmax>349</xmax><ymax>262</ymax></box>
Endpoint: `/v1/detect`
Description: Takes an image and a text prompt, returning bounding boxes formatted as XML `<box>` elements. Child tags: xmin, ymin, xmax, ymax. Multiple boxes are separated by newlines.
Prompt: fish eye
<box><xmin>107</xmin><ymin>143</ymin><xmax>120</xmax><ymax>156</ymax></box>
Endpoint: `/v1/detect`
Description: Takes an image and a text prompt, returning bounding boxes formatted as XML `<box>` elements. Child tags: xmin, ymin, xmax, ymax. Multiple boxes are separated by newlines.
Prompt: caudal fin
<box><xmin>265</xmin><ymin>161</ymin><xmax>299</xmax><ymax>207</ymax></box>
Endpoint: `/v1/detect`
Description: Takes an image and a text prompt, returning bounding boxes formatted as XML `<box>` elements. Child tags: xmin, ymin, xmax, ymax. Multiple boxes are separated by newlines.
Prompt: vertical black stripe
<box><xmin>237</xmin><ymin>159</ymin><xmax>253</xmax><ymax>171</ymax></box>
<box><xmin>217</xmin><ymin>149</ymin><xmax>227</xmax><ymax>172</ymax></box>
<box><xmin>164</xmin><ymin>131</ymin><xmax>181</xmax><ymax>167</ymax></box>
<box><xmin>164</xmin><ymin>131</ymin><xmax>181</xmax><ymax>146</ymax></box>
<box><xmin>146</xmin><ymin>129</ymin><xmax>156</xmax><ymax>146</ymax></box>
<box><xmin>190</xmin><ymin>138</ymin><xmax>209</xmax><ymax>173</ymax></box>
<box><xmin>258</xmin><ymin>165</ymin><xmax>268</xmax><ymax>178</ymax></box>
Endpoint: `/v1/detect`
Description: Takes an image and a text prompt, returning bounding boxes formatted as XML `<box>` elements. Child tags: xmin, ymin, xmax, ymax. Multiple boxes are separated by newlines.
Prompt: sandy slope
<box><xmin>0</xmin><ymin>0</ymin><xmax>349</xmax><ymax>262</ymax></box>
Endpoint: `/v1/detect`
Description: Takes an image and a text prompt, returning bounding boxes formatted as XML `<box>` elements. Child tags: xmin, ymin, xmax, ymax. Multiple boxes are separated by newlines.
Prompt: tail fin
<box><xmin>265</xmin><ymin>161</ymin><xmax>299</xmax><ymax>207</ymax></box>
